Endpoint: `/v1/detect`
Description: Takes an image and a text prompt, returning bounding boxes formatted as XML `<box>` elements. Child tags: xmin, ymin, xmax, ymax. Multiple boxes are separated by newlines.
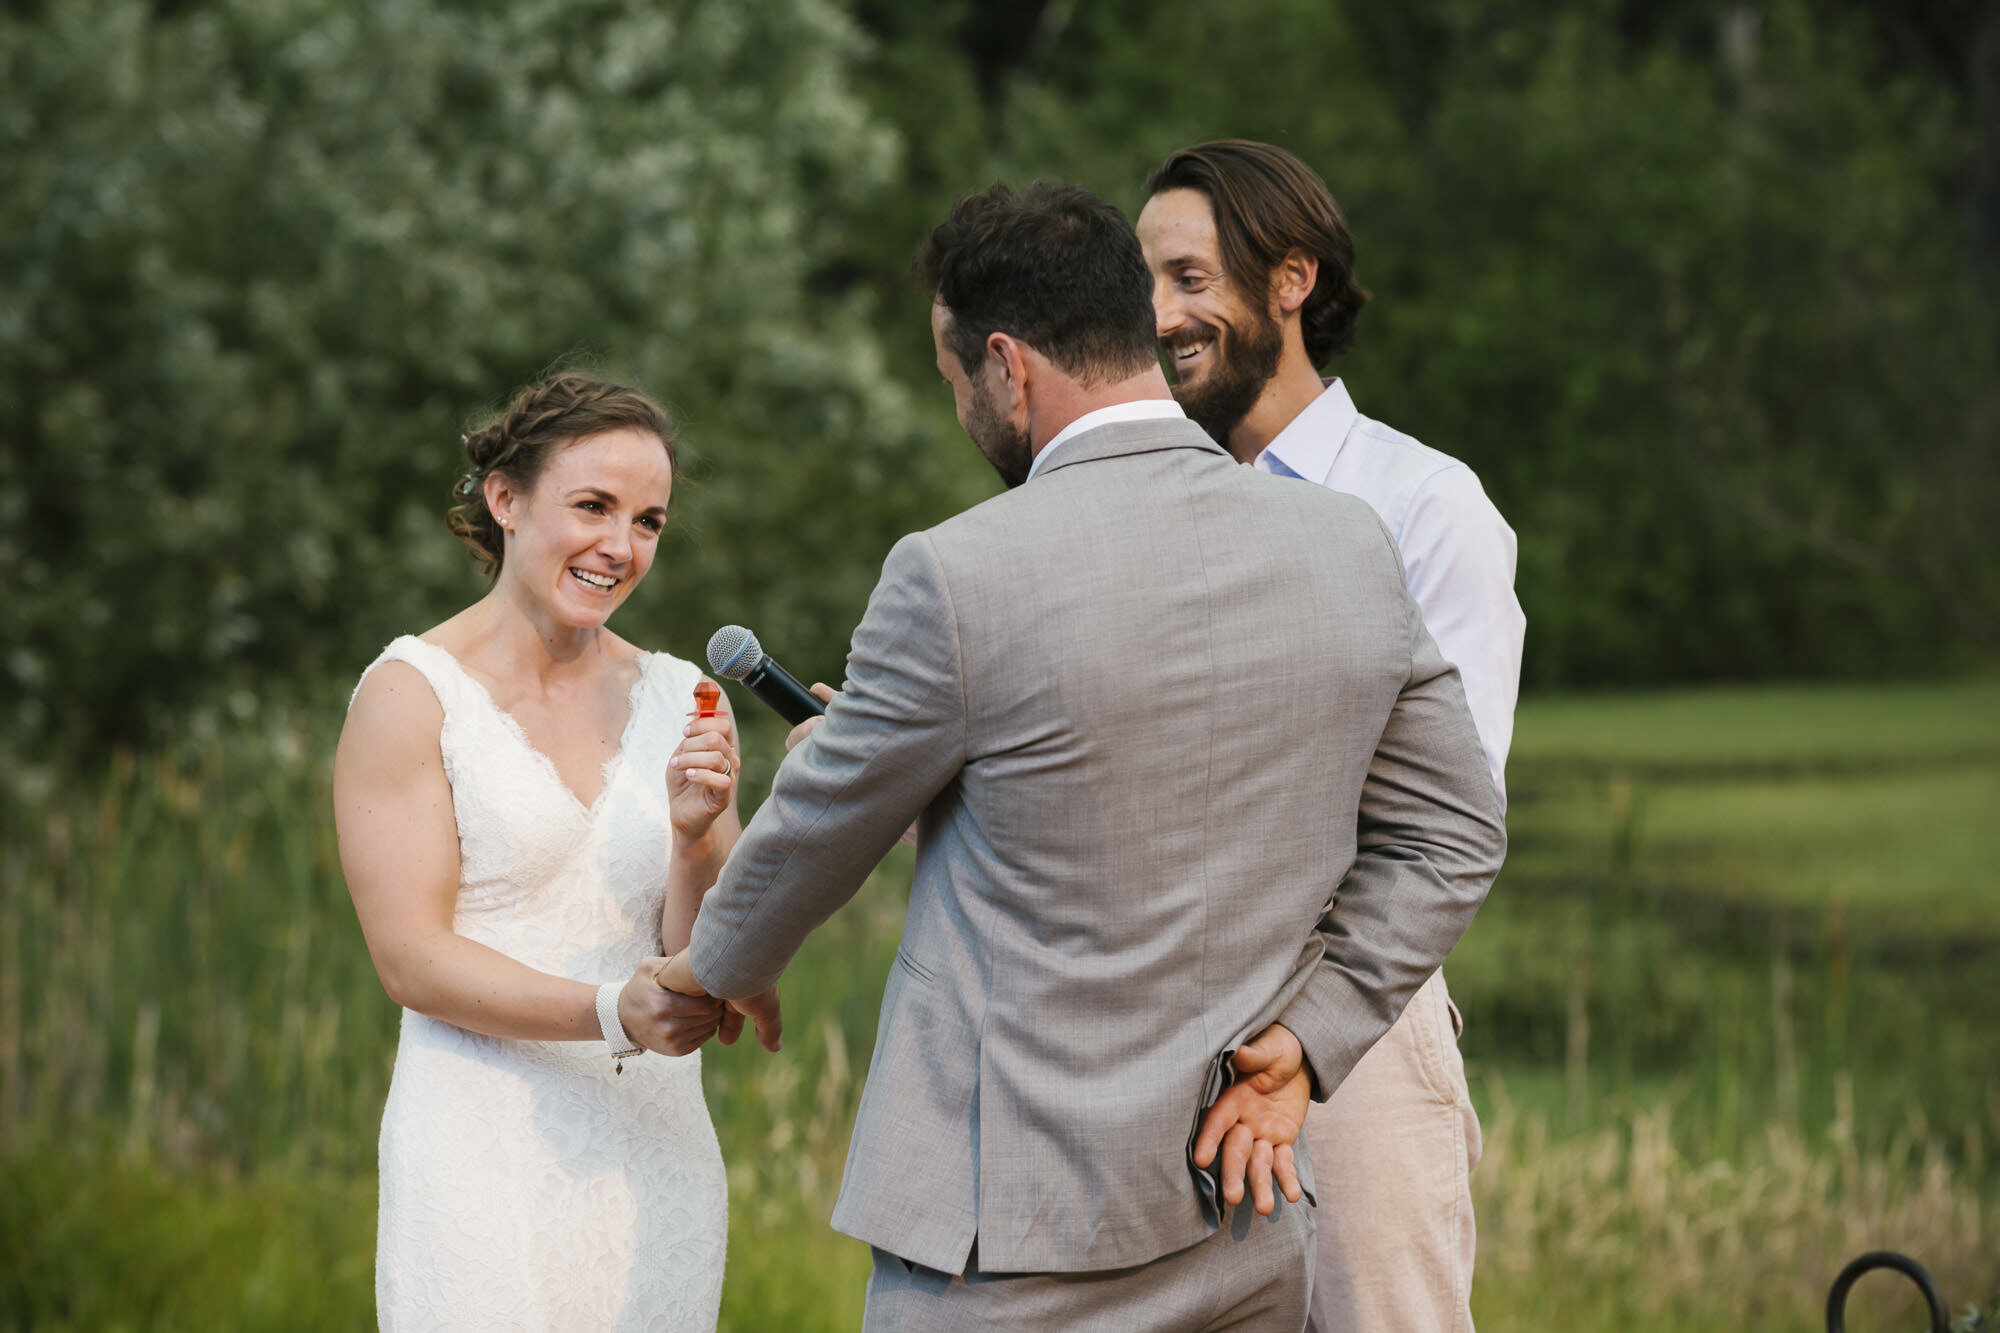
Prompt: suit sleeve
<box><xmin>1276</xmin><ymin>586</ymin><xmax>1508</xmax><ymax>1101</ymax></box>
<box><xmin>687</xmin><ymin>532</ymin><xmax>968</xmax><ymax>999</ymax></box>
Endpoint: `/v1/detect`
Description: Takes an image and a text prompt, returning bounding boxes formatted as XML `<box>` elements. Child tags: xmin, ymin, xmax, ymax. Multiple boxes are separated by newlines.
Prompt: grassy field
<box><xmin>1459</xmin><ymin>679</ymin><xmax>2000</xmax><ymax>1330</ymax></box>
<box><xmin>3</xmin><ymin>680</ymin><xmax>1996</xmax><ymax>1330</ymax></box>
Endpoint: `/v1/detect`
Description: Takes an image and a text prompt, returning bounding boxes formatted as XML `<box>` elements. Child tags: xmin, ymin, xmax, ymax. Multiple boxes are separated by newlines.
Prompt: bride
<box><xmin>333</xmin><ymin>372</ymin><xmax>777</xmax><ymax>1330</ymax></box>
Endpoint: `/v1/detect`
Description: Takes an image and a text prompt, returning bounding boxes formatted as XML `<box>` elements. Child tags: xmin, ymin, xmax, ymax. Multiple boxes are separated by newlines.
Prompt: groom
<box><xmin>657</xmin><ymin>182</ymin><xmax>1505</xmax><ymax>1329</ymax></box>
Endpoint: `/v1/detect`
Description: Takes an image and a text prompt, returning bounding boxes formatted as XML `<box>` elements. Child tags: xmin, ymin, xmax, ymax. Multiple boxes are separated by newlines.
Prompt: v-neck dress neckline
<box><xmin>421</xmin><ymin>640</ymin><xmax>651</xmax><ymax>819</ymax></box>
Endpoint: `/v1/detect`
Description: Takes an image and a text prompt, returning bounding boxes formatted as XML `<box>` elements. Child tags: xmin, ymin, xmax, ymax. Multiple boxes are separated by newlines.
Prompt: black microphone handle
<box><xmin>743</xmin><ymin>657</ymin><xmax>826</xmax><ymax>726</ymax></box>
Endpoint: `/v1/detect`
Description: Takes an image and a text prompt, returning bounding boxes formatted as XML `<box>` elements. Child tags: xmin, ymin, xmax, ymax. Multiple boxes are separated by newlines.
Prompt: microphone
<box><xmin>705</xmin><ymin>626</ymin><xmax>827</xmax><ymax>726</ymax></box>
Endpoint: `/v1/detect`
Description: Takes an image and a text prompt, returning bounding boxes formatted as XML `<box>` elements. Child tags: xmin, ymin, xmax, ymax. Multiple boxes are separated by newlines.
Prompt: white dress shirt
<box><xmin>1259</xmin><ymin>380</ymin><xmax>1524</xmax><ymax>808</ymax></box>
<box><xmin>1026</xmin><ymin>398</ymin><xmax>1186</xmax><ymax>483</ymax></box>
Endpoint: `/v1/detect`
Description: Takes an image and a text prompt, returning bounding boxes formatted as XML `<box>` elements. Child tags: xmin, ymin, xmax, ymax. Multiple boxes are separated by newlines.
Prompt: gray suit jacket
<box><xmin>688</xmin><ymin>417</ymin><xmax>1505</xmax><ymax>1275</ymax></box>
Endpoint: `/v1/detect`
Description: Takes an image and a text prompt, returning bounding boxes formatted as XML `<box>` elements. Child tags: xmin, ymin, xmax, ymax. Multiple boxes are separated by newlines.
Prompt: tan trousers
<box><xmin>1305</xmin><ymin>970</ymin><xmax>1480</xmax><ymax>1333</ymax></box>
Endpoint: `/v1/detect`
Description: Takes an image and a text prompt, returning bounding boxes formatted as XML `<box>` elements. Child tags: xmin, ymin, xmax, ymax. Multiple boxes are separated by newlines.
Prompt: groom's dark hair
<box><xmin>916</xmin><ymin>181</ymin><xmax>1157</xmax><ymax>388</ymax></box>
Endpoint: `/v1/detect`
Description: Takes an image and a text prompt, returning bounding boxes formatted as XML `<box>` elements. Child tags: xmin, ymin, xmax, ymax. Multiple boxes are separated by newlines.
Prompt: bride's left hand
<box><xmin>666</xmin><ymin>678</ymin><xmax>739</xmax><ymax>839</ymax></box>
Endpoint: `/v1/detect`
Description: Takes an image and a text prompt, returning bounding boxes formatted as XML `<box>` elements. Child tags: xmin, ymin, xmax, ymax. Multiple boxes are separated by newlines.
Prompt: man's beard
<box><xmin>1169</xmin><ymin>307</ymin><xmax>1284</xmax><ymax>445</ymax></box>
<box><xmin>967</xmin><ymin>383</ymin><xmax>1033</xmax><ymax>489</ymax></box>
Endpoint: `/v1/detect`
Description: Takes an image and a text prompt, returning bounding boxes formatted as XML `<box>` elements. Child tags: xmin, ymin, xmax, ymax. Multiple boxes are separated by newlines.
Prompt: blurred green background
<box><xmin>3</xmin><ymin>0</ymin><xmax>1996</xmax><ymax>1328</ymax></box>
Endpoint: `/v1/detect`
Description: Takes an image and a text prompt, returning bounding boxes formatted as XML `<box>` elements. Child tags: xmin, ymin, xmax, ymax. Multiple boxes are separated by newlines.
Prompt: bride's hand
<box><xmin>619</xmin><ymin>958</ymin><xmax>726</xmax><ymax>1056</ymax></box>
<box><xmin>666</xmin><ymin>678</ymin><xmax>739</xmax><ymax>839</ymax></box>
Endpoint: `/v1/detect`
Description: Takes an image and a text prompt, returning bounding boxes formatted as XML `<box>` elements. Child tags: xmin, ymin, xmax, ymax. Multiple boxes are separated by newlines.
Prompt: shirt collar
<box><xmin>1256</xmin><ymin>378</ymin><xmax>1357</xmax><ymax>484</ymax></box>
<box><xmin>1026</xmin><ymin>398</ymin><xmax>1187</xmax><ymax>482</ymax></box>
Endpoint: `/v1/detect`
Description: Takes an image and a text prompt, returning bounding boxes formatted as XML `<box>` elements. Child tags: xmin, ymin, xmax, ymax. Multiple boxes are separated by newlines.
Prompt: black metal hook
<box><xmin>1826</xmin><ymin>1250</ymin><xmax>1950</xmax><ymax>1333</ymax></box>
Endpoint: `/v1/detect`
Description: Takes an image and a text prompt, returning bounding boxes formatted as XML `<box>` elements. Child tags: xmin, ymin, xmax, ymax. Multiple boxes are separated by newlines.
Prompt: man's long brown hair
<box><xmin>1146</xmin><ymin>140</ymin><xmax>1372</xmax><ymax>368</ymax></box>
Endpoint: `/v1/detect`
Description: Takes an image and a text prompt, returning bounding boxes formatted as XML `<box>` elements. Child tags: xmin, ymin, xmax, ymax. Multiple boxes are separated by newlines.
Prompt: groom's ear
<box><xmin>986</xmin><ymin>332</ymin><xmax>1032</xmax><ymax>415</ymax></box>
<box><xmin>986</xmin><ymin>331</ymin><xmax>1021</xmax><ymax>380</ymax></box>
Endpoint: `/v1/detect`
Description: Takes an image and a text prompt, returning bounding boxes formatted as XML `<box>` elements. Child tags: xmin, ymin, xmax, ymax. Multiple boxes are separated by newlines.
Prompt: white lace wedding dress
<box><xmin>356</xmin><ymin>636</ymin><xmax>727</xmax><ymax>1332</ymax></box>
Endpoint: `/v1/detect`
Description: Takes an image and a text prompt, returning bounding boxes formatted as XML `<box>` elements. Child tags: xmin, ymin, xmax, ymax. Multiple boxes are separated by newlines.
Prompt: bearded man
<box><xmin>1138</xmin><ymin>141</ymin><xmax>1525</xmax><ymax>1333</ymax></box>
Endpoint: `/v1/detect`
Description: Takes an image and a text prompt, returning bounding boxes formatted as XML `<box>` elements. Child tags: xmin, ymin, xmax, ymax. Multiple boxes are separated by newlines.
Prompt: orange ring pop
<box><xmin>692</xmin><ymin>680</ymin><xmax>721</xmax><ymax>719</ymax></box>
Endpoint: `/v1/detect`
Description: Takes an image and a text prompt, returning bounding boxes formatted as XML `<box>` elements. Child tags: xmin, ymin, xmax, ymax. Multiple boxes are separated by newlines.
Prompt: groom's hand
<box><xmin>719</xmin><ymin>987</ymin><xmax>783</xmax><ymax>1053</ymax></box>
<box><xmin>1194</xmin><ymin>1022</ymin><xmax>1311</xmax><ymax>1216</ymax></box>
<box><xmin>783</xmin><ymin>683</ymin><xmax>839</xmax><ymax>752</ymax></box>
<box><xmin>656</xmin><ymin>952</ymin><xmax>783</xmax><ymax>1054</ymax></box>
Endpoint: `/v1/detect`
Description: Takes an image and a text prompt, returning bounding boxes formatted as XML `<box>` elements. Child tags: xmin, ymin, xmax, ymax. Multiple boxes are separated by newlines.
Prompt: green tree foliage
<box><xmin>0</xmin><ymin>0</ymin><xmax>989</xmax><ymax>767</ymax></box>
<box><xmin>845</xmin><ymin>0</ymin><xmax>2000</xmax><ymax>686</ymax></box>
<box><xmin>3</xmin><ymin>0</ymin><xmax>1995</xmax><ymax>766</ymax></box>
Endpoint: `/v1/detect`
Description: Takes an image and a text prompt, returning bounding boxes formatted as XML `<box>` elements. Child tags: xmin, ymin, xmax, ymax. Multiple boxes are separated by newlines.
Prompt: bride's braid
<box><xmin>446</xmin><ymin>373</ymin><xmax>677</xmax><ymax>576</ymax></box>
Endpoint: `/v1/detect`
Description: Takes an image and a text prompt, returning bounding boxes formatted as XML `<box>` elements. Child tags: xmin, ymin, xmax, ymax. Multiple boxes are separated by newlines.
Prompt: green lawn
<box><xmin>1511</xmin><ymin>678</ymin><xmax>2000</xmax><ymax>768</ymax></box>
<box><xmin>1504</xmin><ymin>677</ymin><xmax>2000</xmax><ymax>930</ymax></box>
<box><xmin>1456</xmin><ymin>680</ymin><xmax>2000</xmax><ymax>1145</ymax></box>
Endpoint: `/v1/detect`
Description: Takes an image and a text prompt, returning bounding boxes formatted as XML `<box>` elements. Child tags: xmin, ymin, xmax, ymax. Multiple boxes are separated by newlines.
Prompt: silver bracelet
<box><xmin>595</xmin><ymin>982</ymin><xmax>643</xmax><ymax>1073</ymax></box>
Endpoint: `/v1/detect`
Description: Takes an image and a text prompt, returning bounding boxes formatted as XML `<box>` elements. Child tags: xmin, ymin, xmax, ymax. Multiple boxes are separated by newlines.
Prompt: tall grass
<box><xmin>3</xmin><ymin>724</ymin><xmax>391</xmax><ymax>1175</ymax></box>
<box><xmin>2</xmin><ymin>682</ymin><xmax>1996</xmax><ymax>1329</ymax></box>
<box><xmin>1472</xmin><ymin>1084</ymin><xmax>1995</xmax><ymax>1331</ymax></box>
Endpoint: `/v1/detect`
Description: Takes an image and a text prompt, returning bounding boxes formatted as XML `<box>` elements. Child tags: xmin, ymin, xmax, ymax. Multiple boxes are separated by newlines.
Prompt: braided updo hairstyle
<box><xmin>446</xmin><ymin>372</ymin><xmax>678</xmax><ymax>577</ymax></box>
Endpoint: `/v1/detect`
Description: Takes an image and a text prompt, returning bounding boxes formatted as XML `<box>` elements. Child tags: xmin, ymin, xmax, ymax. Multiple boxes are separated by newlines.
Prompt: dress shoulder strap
<box><xmin>348</xmin><ymin>636</ymin><xmax>487</xmax><ymax>783</ymax></box>
<box><xmin>348</xmin><ymin>635</ymin><xmax>478</xmax><ymax>716</ymax></box>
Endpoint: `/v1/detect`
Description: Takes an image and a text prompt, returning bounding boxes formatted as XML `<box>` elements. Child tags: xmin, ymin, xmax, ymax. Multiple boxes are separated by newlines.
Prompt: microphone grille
<box><xmin>706</xmin><ymin>625</ymin><xmax>764</xmax><ymax>680</ymax></box>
